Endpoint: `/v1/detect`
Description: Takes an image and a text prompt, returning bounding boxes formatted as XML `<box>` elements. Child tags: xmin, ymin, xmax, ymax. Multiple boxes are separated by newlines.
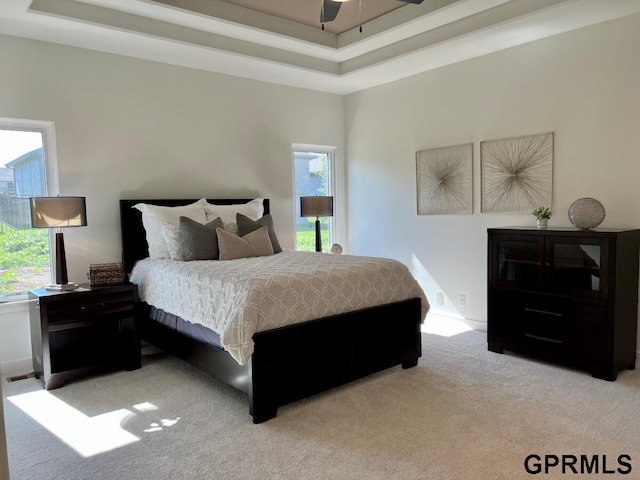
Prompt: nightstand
<box><xmin>29</xmin><ymin>283</ymin><xmax>141</xmax><ymax>390</ymax></box>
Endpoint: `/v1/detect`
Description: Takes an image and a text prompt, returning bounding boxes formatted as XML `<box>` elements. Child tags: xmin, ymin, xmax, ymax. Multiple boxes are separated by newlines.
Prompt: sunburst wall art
<box><xmin>480</xmin><ymin>132</ymin><xmax>553</xmax><ymax>213</ymax></box>
<box><xmin>416</xmin><ymin>143</ymin><xmax>473</xmax><ymax>215</ymax></box>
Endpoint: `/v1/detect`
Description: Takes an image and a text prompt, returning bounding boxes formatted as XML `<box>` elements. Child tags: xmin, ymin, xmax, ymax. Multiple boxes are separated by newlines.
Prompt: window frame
<box><xmin>0</xmin><ymin>118</ymin><xmax>59</xmax><ymax>302</ymax></box>
<box><xmin>292</xmin><ymin>144</ymin><xmax>337</xmax><ymax>252</ymax></box>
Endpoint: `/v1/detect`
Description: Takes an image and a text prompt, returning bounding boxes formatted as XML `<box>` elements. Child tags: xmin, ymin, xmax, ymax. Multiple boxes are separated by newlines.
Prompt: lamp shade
<box><xmin>300</xmin><ymin>196</ymin><xmax>333</xmax><ymax>218</ymax></box>
<box><xmin>30</xmin><ymin>196</ymin><xmax>87</xmax><ymax>228</ymax></box>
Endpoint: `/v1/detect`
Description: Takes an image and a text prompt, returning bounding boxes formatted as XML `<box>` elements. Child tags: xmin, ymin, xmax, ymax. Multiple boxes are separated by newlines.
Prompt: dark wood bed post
<box><xmin>247</xmin><ymin>357</ymin><xmax>279</xmax><ymax>423</ymax></box>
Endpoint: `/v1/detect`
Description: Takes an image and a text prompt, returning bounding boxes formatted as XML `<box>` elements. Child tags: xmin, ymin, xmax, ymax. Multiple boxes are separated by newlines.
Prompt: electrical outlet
<box><xmin>435</xmin><ymin>290</ymin><xmax>445</xmax><ymax>305</ymax></box>
<box><xmin>459</xmin><ymin>294</ymin><xmax>467</xmax><ymax>307</ymax></box>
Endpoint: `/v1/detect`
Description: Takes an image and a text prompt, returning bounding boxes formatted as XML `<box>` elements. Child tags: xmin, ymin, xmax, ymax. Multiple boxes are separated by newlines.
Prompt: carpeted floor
<box><xmin>3</xmin><ymin>327</ymin><xmax>639</xmax><ymax>480</ymax></box>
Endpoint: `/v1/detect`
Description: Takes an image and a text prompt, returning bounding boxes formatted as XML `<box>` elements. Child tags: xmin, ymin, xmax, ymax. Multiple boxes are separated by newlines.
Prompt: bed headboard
<box><xmin>119</xmin><ymin>198</ymin><xmax>270</xmax><ymax>275</ymax></box>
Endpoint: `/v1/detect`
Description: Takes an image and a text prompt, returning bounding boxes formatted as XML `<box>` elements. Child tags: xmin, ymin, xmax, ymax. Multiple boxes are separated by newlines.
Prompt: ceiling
<box><xmin>219</xmin><ymin>0</ymin><xmax>406</xmax><ymax>34</ymax></box>
<box><xmin>2</xmin><ymin>0</ymin><xmax>640</xmax><ymax>95</ymax></box>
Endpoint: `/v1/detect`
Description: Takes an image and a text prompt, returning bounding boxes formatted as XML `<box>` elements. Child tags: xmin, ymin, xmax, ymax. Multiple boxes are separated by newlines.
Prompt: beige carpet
<box><xmin>3</xmin><ymin>328</ymin><xmax>639</xmax><ymax>480</ymax></box>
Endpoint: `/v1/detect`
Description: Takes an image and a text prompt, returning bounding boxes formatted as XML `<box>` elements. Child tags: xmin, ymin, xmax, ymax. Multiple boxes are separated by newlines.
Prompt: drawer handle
<box><xmin>524</xmin><ymin>307</ymin><xmax>563</xmax><ymax>317</ymax></box>
<box><xmin>81</xmin><ymin>302</ymin><xmax>105</xmax><ymax>310</ymax></box>
<box><xmin>525</xmin><ymin>333</ymin><xmax>562</xmax><ymax>344</ymax></box>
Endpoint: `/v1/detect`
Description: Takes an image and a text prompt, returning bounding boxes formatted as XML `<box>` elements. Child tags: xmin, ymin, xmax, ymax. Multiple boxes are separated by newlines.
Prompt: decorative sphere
<box><xmin>568</xmin><ymin>198</ymin><xmax>605</xmax><ymax>230</ymax></box>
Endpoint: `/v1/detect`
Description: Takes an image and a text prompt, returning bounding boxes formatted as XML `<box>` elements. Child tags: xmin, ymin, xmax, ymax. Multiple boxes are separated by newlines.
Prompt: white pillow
<box><xmin>198</xmin><ymin>198</ymin><xmax>264</xmax><ymax>234</ymax></box>
<box><xmin>132</xmin><ymin>202</ymin><xmax>206</xmax><ymax>259</ymax></box>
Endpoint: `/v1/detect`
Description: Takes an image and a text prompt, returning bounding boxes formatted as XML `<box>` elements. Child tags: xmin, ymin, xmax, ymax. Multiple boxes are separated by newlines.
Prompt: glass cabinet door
<box><xmin>547</xmin><ymin>237</ymin><xmax>608</xmax><ymax>298</ymax></box>
<box><xmin>491</xmin><ymin>235</ymin><xmax>545</xmax><ymax>290</ymax></box>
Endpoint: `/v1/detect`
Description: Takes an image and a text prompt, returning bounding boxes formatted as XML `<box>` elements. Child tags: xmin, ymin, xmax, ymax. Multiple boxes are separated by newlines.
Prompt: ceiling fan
<box><xmin>320</xmin><ymin>0</ymin><xmax>424</xmax><ymax>25</ymax></box>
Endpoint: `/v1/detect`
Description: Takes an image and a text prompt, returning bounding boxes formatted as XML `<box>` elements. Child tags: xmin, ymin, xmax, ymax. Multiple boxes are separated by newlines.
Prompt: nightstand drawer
<box><xmin>46</xmin><ymin>291</ymin><xmax>135</xmax><ymax>329</ymax></box>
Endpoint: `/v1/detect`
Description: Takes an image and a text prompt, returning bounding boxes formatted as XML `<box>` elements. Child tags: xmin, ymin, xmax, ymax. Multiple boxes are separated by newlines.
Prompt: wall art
<box><xmin>416</xmin><ymin>143</ymin><xmax>473</xmax><ymax>215</ymax></box>
<box><xmin>481</xmin><ymin>132</ymin><xmax>553</xmax><ymax>213</ymax></box>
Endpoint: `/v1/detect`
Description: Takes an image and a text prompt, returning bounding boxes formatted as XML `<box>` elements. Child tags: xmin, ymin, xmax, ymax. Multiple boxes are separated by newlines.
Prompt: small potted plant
<box><xmin>532</xmin><ymin>206</ymin><xmax>552</xmax><ymax>229</ymax></box>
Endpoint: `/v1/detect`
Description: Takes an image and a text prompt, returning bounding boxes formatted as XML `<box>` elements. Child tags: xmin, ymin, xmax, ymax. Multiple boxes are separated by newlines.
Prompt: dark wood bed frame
<box><xmin>120</xmin><ymin>198</ymin><xmax>423</xmax><ymax>423</ymax></box>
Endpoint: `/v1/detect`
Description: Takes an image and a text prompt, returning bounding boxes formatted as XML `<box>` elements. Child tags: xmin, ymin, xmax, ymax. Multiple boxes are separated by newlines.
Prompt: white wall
<box><xmin>0</xmin><ymin>34</ymin><xmax>346</xmax><ymax>280</ymax></box>
<box><xmin>0</xmin><ymin>363</ymin><xmax>9</xmax><ymax>480</ymax></box>
<box><xmin>0</xmin><ymin>303</ymin><xmax>32</xmax><ymax>376</ymax></box>
<box><xmin>0</xmin><ymin>34</ymin><xmax>345</xmax><ymax>373</ymax></box>
<box><xmin>2</xmin><ymin>13</ymin><xmax>640</xmax><ymax>368</ymax></box>
<box><xmin>345</xmin><ymin>14</ymin><xmax>640</xmax><ymax>332</ymax></box>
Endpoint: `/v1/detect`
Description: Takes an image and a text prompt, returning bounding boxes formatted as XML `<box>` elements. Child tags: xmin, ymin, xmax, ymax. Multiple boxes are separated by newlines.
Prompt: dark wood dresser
<box><xmin>487</xmin><ymin>227</ymin><xmax>640</xmax><ymax>381</ymax></box>
<box><xmin>29</xmin><ymin>283</ymin><xmax>141</xmax><ymax>389</ymax></box>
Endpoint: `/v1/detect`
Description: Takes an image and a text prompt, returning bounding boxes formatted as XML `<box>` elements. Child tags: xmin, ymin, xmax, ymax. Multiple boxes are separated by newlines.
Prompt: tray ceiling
<box><xmin>218</xmin><ymin>0</ymin><xmax>406</xmax><ymax>34</ymax></box>
<box><xmin>1</xmin><ymin>0</ymin><xmax>640</xmax><ymax>94</ymax></box>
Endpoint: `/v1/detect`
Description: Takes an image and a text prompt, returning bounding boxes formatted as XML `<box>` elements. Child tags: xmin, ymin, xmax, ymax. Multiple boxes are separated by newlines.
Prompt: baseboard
<box><xmin>0</xmin><ymin>358</ymin><xmax>33</xmax><ymax>378</ymax></box>
<box><xmin>463</xmin><ymin>317</ymin><xmax>487</xmax><ymax>332</ymax></box>
<box><xmin>427</xmin><ymin>311</ymin><xmax>487</xmax><ymax>331</ymax></box>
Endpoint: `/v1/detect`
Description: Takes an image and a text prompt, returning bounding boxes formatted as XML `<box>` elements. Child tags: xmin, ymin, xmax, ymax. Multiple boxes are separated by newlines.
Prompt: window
<box><xmin>293</xmin><ymin>147</ymin><xmax>334</xmax><ymax>252</ymax></box>
<box><xmin>0</xmin><ymin>119</ymin><xmax>58</xmax><ymax>301</ymax></box>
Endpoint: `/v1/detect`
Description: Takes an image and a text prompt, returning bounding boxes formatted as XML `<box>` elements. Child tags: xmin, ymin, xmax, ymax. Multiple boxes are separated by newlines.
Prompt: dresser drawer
<box><xmin>522</xmin><ymin>295</ymin><xmax>607</xmax><ymax>340</ymax></box>
<box><xmin>489</xmin><ymin>290</ymin><xmax>607</xmax><ymax>351</ymax></box>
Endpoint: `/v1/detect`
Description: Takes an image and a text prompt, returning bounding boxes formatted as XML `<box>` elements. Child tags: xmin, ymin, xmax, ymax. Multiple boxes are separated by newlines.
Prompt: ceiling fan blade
<box><xmin>320</xmin><ymin>0</ymin><xmax>342</xmax><ymax>23</ymax></box>
<box><xmin>399</xmin><ymin>0</ymin><xmax>424</xmax><ymax>4</ymax></box>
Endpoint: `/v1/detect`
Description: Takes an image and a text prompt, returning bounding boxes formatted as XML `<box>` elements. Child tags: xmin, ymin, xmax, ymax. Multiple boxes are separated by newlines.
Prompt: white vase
<box><xmin>537</xmin><ymin>219</ymin><xmax>548</xmax><ymax>229</ymax></box>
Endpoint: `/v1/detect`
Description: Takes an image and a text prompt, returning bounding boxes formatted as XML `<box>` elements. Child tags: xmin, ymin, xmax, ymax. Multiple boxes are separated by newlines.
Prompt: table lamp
<box><xmin>300</xmin><ymin>196</ymin><xmax>333</xmax><ymax>252</ymax></box>
<box><xmin>30</xmin><ymin>196</ymin><xmax>87</xmax><ymax>291</ymax></box>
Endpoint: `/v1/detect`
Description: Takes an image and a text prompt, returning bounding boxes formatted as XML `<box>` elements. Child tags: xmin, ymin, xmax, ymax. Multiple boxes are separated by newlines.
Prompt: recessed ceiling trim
<box><xmin>76</xmin><ymin>0</ymin><xmax>514</xmax><ymax>61</ymax></box>
<box><xmin>1</xmin><ymin>0</ymin><xmax>640</xmax><ymax>96</ymax></box>
<box><xmin>29</xmin><ymin>0</ymin><xmax>340</xmax><ymax>74</ymax></box>
<box><xmin>338</xmin><ymin>0</ymin><xmax>640</xmax><ymax>92</ymax></box>
<box><xmin>336</xmin><ymin>0</ymin><xmax>510</xmax><ymax>50</ymax></box>
<box><xmin>340</xmin><ymin>0</ymin><xmax>568</xmax><ymax>74</ymax></box>
<box><xmin>28</xmin><ymin>0</ymin><xmax>521</xmax><ymax>76</ymax></box>
<box><xmin>143</xmin><ymin>0</ymin><xmax>338</xmax><ymax>47</ymax></box>
<box><xmin>28</xmin><ymin>0</ymin><xmax>562</xmax><ymax>77</ymax></box>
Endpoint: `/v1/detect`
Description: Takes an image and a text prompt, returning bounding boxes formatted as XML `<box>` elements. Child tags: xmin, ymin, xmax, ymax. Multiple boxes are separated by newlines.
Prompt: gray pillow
<box><xmin>217</xmin><ymin>226</ymin><xmax>274</xmax><ymax>260</ymax></box>
<box><xmin>236</xmin><ymin>213</ymin><xmax>283</xmax><ymax>253</ymax></box>
<box><xmin>180</xmin><ymin>216</ymin><xmax>223</xmax><ymax>261</ymax></box>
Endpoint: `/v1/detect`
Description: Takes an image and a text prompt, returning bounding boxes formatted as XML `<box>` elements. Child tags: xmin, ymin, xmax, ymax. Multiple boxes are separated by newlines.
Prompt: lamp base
<box><xmin>314</xmin><ymin>218</ymin><xmax>322</xmax><ymax>252</ymax></box>
<box><xmin>46</xmin><ymin>283</ymin><xmax>79</xmax><ymax>292</ymax></box>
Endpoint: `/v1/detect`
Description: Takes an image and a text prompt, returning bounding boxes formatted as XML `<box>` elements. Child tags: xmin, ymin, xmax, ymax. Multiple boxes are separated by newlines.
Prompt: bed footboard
<box><xmin>138</xmin><ymin>297</ymin><xmax>422</xmax><ymax>424</ymax></box>
<box><xmin>248</xmin><ymin>297</ymin><xmax>422</xmax><ymax>423</ymax></box>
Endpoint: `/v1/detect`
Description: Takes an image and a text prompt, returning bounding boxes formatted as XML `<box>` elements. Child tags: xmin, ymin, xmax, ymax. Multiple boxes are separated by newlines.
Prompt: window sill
<box><xmin>0</xmin><ymin>291</ymin><xmax>28</xmax><ymax>302</ymax></box>
<box><xmin>0</xmin><ymin>297</ymin><xmax>31</xmax><ymax>314</ymax></box>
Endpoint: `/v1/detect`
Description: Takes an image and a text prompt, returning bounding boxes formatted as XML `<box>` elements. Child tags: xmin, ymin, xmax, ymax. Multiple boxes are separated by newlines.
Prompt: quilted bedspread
<box><xmin>130</xmin><ymin>250</ymin><xmax>429</xmax><ymax>365</ymax></box>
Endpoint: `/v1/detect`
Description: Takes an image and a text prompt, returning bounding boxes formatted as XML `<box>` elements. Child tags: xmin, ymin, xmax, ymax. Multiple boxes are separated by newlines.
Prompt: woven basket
<box><xmin>88</xmin><ymin>262</ymin><xmax>125</xmax><ymax>286</ymax></box>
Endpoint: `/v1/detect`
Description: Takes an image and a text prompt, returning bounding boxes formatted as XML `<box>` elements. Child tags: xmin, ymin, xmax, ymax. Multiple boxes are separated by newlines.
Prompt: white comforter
<box><xmin>130</xmin><ymin>250</ymin><xmax>429</xmax><ymax>365</ymax></box>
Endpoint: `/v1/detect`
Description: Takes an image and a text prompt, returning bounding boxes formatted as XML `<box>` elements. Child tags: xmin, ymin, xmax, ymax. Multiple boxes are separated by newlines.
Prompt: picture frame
<box><xmin>480</xmin><ymin>132</ymin><xmax>553</xmax><ymax>213</ymax></box>
<box><xmin>416</xmin><ymin>143</ymin><xmax>473</xmax><ymax>215</ymax></box>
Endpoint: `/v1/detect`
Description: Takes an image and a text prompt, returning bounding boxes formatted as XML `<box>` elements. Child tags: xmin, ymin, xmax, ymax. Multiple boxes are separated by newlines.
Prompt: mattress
<box><xmin>130</xmin><ymin>250</ymin><xmax>429</xmax><ymax>365</ymax></box>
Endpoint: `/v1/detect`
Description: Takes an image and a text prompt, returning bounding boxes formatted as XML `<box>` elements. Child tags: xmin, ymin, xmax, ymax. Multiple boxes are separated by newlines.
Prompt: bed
<box><xmin>120</xmin><ymin>198</ymin><xmax>427</xmax><ymax>423</ymax></box>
